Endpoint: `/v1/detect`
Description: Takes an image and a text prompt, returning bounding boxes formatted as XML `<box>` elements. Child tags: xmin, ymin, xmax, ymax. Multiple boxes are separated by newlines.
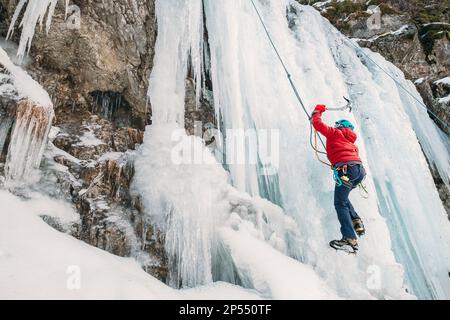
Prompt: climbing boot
<box><xmin>329</xmin><ymin>238</ymin><xmax>359</xmax><ymax>254</ymax></box>
<box><xmin>353</xmin><ymin>218</ymin><xmax>365</xmax><ymax>236</ymax></box>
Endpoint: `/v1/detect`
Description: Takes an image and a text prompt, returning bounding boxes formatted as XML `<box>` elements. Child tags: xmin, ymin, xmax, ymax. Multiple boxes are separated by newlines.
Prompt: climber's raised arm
<box><xmin>311</xmin><ymin>104</ymin><xmax>335</xmax><ymax>138</ymax></box>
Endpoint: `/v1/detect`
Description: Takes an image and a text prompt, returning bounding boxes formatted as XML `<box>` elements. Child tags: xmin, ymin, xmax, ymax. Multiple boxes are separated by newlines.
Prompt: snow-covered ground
<box><xmin>434</xmin><ymin>77</ymin><xmax>450</xmax><ymax>104</ymax></box>
<box><xmin>434</xmin><ymin>76</ymin><xmax>450</xmax><ymax>86</ymax></box>
<box><xmin>0</xmin><ymin>190</ymin><xmax>265</xmax><ymax>300</ymax></box>
<box><xmin>438</xmin><ymin>94</ymin><xmax>450</xmax><ymax>104</ymax></box>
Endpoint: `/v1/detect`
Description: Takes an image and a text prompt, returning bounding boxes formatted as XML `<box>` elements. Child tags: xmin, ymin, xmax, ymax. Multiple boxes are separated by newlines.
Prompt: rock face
<box><xmin>1</xmin><ymin>0</ymin><xmax>157</xmax><ymax>129</ymax></box>
<box><xmin>0</xmin><ymin>0</ymin><xmax>169</xmax><ymax>281</ymax></box>
<box><xmin>39</xmin><ymin>103</ymin><xmax>168</xmax><ymax>280</ymax></box>
<box><xmin>0</xmin><ymin>0</ymin><xmax>218</xmax><ymax>281</ymax></box>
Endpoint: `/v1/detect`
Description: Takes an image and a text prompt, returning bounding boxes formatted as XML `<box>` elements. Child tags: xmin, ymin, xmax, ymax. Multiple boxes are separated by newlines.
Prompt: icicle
<box><xmin>0</xmin><ymin>47</ymin><xmax>54</xmax><ymax>183</ymax></box>
<box><xmin>137</xmin><ymin>0</ymin><xmax>448</xmax><ymax>299</ymax></box>
<box><xmin>134</xmin><ymin>124</ymin><xmax>219</xmax><ymax>288</ymax></box>
<box><xmin>201</xmin><ymin>0</ymin><xmax>420</xmax><ymax>299</ymax></box>
<box><xmin>7</xmin><ymin>0</ymin><xmax>64</xmax><ymax>58</ymax></box>
<box><xmin>148</xmin><ymin>0</ymin><xmax>204</xmax><ymax>126</ymax></box>
<box><xmin>5</xmin><ymin>99</ymin><xmax>53</xmax><ymax>182</ymax></box>
<box><xmin>137</xmin><ymin>0</ymin><xmax>210</xmax><ymax>287</ymax></box>
<box><xmin>0</xmin><ymin>117</ymin><xmax>13</xmax><ymax>155</ymax></box>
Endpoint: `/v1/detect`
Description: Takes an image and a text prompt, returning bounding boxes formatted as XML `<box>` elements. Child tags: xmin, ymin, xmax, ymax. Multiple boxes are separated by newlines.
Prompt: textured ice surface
<box><xmin>0</xmin><ymin>47</ymin><xmax>54</xmax><ymax>183</ymax></box>
<box><xmin>136</xmin><ymin>0</ymin><xmax>449</xmax><ymax>299</ymax></box>
<box><xmin>3</xmin><ymin>0</ymin><xmax>449</xmax><ymax>300</ymax></box>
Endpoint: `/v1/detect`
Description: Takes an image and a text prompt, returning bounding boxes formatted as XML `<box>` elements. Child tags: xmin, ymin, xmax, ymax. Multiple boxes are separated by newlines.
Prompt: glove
<box><xmin>314</xmin><ymin>104</ymin><xmax>327</xmax><ymax>114</ymax></box>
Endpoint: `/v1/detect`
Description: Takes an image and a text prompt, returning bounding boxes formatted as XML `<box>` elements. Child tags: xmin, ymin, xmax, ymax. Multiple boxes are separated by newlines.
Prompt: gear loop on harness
<box><xmin>333</xmin><ymin>168</ymin><xmax>343</xmax><ymax>187</ymax></box>
<box><xmin>358</xmin><ymin>181</ymin><xmax>369</xmax><ymax>199</ymax></box>
<box><xmin>333</xmin><ymin>162</ymin><xmax>369</xmax><ymax>198</ymax></box>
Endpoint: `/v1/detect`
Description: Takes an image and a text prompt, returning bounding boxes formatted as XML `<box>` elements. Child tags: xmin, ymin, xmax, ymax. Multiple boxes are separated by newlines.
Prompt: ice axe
<box><xmin>327</xmin><ymin>97</ymin><xmax>352</xmax><ymax>112</ymax></box>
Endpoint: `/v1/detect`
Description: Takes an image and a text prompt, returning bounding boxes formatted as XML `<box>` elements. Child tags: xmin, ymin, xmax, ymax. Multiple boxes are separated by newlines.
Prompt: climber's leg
<box><xmin>334</xmin><ymin>183</ymin><xmax>357</xmax><ymax>240</ymax></box>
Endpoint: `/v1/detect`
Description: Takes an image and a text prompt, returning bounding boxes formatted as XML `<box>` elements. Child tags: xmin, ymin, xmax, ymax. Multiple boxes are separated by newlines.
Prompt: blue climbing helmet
<box><xmin>335</xmin><ymin>119</ymin><xmax>355</xmax><ymax>131</ymax></box>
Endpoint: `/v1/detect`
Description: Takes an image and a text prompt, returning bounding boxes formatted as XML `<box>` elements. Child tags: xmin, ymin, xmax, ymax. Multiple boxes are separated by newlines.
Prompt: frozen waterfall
<box><xmin>8</xmin><ymin>0</ymin><xmax>449</xmax><ymax>300</ymax></box>
<box><xmin>134</xmin><ymin>0</ymin><xmax>450</xmax><ymax>299</ymax></box>
<box><xmin>133</xmin><ymin>0</ymin><xmax>323</xmax><ymax>296</ymax></box>
<box><xmin>0</xmin><ymin>47</ymin><xmax>54</xmax><ymax>183</ymax></box>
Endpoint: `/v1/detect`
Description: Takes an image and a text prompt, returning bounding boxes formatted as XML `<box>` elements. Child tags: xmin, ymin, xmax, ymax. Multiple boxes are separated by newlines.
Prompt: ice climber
<box><xmin>311</xmin><ymin>104</ymin><xmax>366</xmax><ymax>254</ymax></box>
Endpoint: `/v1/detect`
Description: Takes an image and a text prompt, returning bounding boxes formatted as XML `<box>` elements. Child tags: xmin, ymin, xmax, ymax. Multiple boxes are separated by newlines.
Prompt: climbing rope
<box><xmin>250</xmin><ymin>0</ymin><xmax>356</xmax><ymax>168</ymax></box>
<box><xmin>313</xmin><ymin>128</ymin><xmax>332</xmax><ymax>167</ymax></box>
<box><xmin>250</xmin><ymin>0</ymin><xmax>371</xmax><ymax>198</ymax></box>
<box><xmin>337</xmin><ymin>30</ymin><xmax>450</xmax><ymax>132</ymax></box>
<box><xmin>250</xmin><ymin>0</ymin><xmax>328</xmax><ymax>155</ymax></box>
<box><xmin>250</xmin><ymin>0</ymin><xmax>450</xmax><ymax>152</ymax></box>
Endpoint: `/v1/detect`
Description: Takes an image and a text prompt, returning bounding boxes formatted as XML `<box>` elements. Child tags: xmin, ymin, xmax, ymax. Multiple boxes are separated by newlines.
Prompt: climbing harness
<box><xmin>333</xmin><ymin>163</ymin><xmax>369</xmax><ymax>198</ymax></box>
<box><xmin>333</xmin><ymin>164</ymin><xmax>354</xmax><ymax>188</ymax></box>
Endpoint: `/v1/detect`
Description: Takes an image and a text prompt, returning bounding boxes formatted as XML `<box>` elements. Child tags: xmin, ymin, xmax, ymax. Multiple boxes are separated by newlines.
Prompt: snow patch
<box><xmin>26</xmin><ymin>192</ymin><xmax>80</xmax><ymax>225</ymax></box>
<box><xmin>438</xmin><ymin>94</ymin><xmax>450</xmax><ymax>104</ymax></box>
<box><xmin>0</xmin><ymin>47</ymin><xmax>52</xmax><ymax>107</ymax></box>
<box><xmin>0</xmin><ymin>190</ymin><xmax>263</xmax><ymax>299</ymax></box>
<box><xmin>434</xmin><ymin>76</ymin><xmax>450</xmax><ymax>86</ymax></box>
<box><xmin>75</xmin><ymin>130</ymin><xmax>105</xmax><ymax>147</ymax></box>
<box><xmin>414</xmin><ymin>77</ymin><xmax>425</xmax><ymax>85</ymax></box>
<box><xmin>220</xmin><ymin>226</ymin><xmax>339</xmax><ymax>299</ymax></box>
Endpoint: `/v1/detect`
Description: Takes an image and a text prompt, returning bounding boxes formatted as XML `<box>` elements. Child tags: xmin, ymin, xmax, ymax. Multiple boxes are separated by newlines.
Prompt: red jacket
<box><xmin>311</xmin><ymin>105</ymin><xmax>361</xmax><ymax>167</ymax></box>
